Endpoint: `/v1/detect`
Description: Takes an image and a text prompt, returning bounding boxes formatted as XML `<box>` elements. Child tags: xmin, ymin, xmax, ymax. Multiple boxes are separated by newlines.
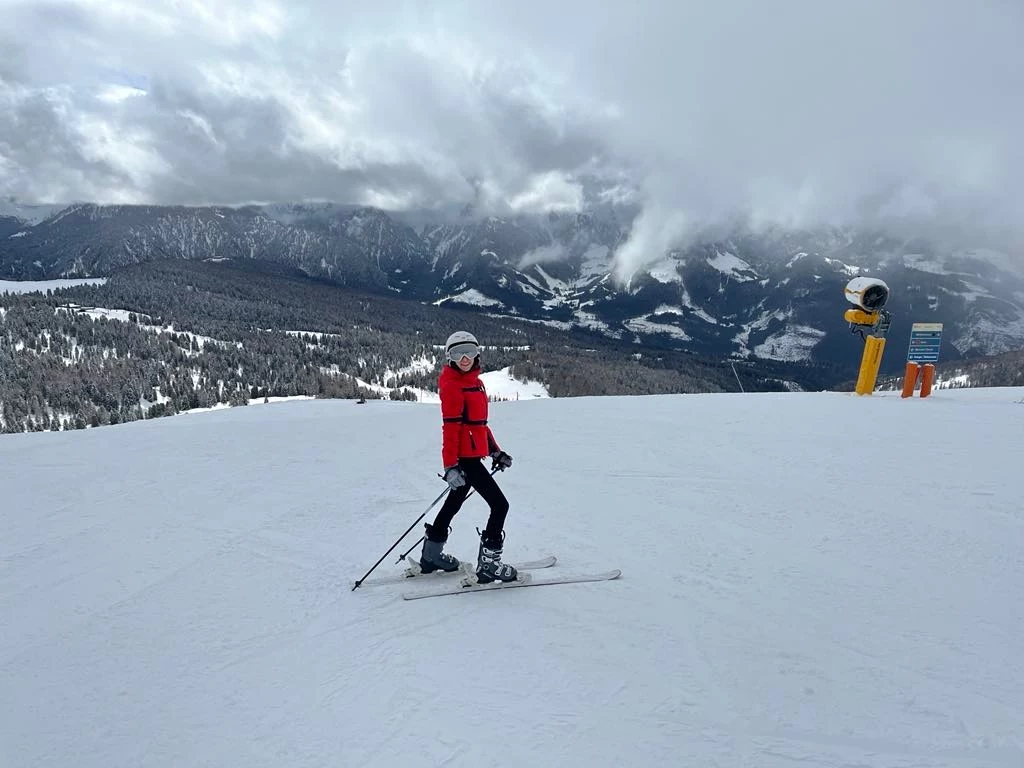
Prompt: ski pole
<box><xmin>392</xmin><ymin>465</ymin><xmax>501</xmax><ymax>564</ymax></box>
<box><xmin>352</xmin><ymin>485</ymin><xmax>451</xmax><ymax>591</ymax></box>
<box><xmin>393</xmin><ymin>487</ymin><xmax>476</xmax><ymax>564</ymax></box>
<box><xmin>352</xmin><ymin>465</ymin><xmax>504</xmax><ymax>589</ymax></box>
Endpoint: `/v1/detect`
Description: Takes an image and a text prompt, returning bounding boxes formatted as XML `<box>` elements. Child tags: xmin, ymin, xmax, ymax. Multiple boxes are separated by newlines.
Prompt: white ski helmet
<box><xmin>445</xmin><ymin>330</ymin><xmax>480</xmax><ymax>362</ymax></box>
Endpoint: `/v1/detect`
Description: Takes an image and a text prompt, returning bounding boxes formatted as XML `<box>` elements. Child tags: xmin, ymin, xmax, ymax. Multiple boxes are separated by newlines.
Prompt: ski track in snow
<box><xmin>2</xmin><ymin>390</ymin><xmax>1023</xmax><ymax>767</ymax></box>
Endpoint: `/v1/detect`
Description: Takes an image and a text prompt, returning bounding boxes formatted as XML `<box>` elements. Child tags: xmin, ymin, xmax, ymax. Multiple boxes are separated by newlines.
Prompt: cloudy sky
<box><xmin>2</xmin><ymin>0</ymin><xmax>1023</xmax><ymax>263</ymax></box>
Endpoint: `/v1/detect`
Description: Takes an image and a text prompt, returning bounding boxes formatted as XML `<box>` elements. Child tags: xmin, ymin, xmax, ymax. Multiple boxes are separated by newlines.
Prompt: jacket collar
<box><xmin>440</xmin><ymin>364</ymin><xmax>480</xmax><ymax>384</ymax></box>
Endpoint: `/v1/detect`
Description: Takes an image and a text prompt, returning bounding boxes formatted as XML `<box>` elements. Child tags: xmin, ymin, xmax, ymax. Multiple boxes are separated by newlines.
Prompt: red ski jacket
<box><xmin>439</xmin><ymin>364</ymin><xmax>499</xmax><ymax>468</ymax></box>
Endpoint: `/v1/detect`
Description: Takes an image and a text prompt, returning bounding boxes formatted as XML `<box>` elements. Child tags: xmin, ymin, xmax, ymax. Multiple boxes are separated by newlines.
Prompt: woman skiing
<box><xmin>419</xmin><ymin>330</ymin><xmax>518</xmax><ymax>583</ymax></box>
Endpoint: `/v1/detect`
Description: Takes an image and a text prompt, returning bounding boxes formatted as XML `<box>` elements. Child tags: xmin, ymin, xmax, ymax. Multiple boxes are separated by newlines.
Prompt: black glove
<box><xmin>489</xmin><ymin>450</ymin><xmax>513</xmax><ymax>471</ymax></box>
<box><xmin>442</xmin><ymin>466</ymin><xmax>466</xmax><ymax>489</ymax></box>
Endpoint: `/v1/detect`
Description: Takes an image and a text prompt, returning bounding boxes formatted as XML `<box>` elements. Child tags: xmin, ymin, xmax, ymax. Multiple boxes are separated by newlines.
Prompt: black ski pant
<box><xmin>431</xmin><ymin>457</ymin><xmax>509</xmax><ymax>544</ymax></box>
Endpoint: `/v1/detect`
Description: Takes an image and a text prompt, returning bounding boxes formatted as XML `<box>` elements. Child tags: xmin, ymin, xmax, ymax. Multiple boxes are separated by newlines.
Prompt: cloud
<box><xmin>1</xmin><ymin>0</ymin><xmax>1023</xmax><ymax>274</ymax></box>
<box><xmin>518</xmin><ymin>243</ymin><xmax>568</xmax><ymax>271</ymax></box>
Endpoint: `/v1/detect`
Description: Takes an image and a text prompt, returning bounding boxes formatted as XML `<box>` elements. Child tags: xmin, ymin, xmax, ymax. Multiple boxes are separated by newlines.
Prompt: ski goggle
<box><xmin>447</xmin><ymin>342</ymin><xmax>480</xmax><ymax>361</ymax></box>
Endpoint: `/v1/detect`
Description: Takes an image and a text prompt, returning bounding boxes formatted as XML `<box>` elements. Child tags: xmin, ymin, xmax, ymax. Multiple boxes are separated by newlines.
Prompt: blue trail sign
<box><xmin>907</xmin><ymin>322</ymin><xmax>943</xmax><ymax>364</ymax></box>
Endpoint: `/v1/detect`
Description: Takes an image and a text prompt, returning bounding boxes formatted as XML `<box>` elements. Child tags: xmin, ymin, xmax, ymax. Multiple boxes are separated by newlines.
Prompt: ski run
<box><xmin>3</xmin><ymin>387</ymin><xmax>1023</xmax><ymax>767</ymax></box>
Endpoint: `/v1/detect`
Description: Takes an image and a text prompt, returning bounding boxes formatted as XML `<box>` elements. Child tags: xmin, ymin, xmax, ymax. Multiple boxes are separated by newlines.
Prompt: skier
<box><xmin>419</xmin><ymin>330</ymin><xmax>518</xmax><ymax>583</ymax></box>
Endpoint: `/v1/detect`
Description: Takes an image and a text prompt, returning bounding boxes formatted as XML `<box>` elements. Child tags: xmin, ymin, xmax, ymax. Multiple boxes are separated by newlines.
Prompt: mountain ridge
<box><xmin>3</xmin><ymin>201</ymin><xmax>1023</xmax><ymax>373</ymax></box>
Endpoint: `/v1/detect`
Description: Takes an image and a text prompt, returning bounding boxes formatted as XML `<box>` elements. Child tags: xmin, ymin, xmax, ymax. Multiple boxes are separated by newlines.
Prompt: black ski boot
<box><xmin>419</xmin><ymin>524</ymin><xmax>460</xmax><ymax>574</ymax></box>
<box><xmin>476</xmin><ymin>531</ymin><xmax>518</xmax><ymax>583</ymax></box>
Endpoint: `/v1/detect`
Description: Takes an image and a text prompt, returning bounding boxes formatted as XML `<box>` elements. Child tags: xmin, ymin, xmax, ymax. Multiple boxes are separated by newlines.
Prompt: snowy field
<box><xmin>0</xmin><ymin>278</ymin><xmax>107</xmax><ymax>294</ymax></box>
<box><xmin>2</xmin><ymin>387</ymin><xmax>1023</xmax><ymax>767</ymax></box>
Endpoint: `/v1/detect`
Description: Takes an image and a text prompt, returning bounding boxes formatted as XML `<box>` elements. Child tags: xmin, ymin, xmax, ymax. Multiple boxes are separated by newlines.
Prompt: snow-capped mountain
<box><xmin>0</xmin><ymin>197</ymin><xmax>63</xmax><ymax>227</ymax></box>
<box><xmin>3</xmin><ymin>201</ymin><xmax>1023</xmax><ymax>372</ymax></box>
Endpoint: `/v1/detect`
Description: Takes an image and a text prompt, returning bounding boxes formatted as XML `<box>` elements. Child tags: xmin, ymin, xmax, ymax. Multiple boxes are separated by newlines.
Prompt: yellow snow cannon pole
<box><xmin>855</xmin><ymin>334</ymin><xmax>886</xmax><ymax>395</ymax></box>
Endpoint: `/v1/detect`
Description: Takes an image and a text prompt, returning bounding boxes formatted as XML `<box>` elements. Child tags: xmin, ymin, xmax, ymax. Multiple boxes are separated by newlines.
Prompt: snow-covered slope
<box><xmin>0</xmin><ymin>277</ymin><xmax>107</xmax><ymax>294</ymax></box>
<box><xmin>2</xmin><ymin>388</ymin><xmax>1023</xmax><ymax>767</ymax></box>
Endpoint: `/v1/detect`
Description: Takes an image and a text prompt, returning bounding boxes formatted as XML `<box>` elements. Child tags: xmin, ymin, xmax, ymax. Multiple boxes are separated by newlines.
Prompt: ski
<box><xmin>401</xmin><ymin>568</ymin><xmax>622</xmax><ymax>600</ymax></box>
<box><xmin>356</xmin><ymin>555</ymin><xmax>557</xmax><ymax>588</ymax></box>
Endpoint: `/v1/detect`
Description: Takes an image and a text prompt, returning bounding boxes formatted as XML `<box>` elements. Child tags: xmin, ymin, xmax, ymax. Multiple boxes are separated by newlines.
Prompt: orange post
<box><xmin>901</xmin><ymin>362</ymin><xmax>920</xmax><ymax>398</ymax></box>
<box><xmin>920</xmin><ymin>364</ymin><xmax>935</xmax><ymax>398</ymax></box>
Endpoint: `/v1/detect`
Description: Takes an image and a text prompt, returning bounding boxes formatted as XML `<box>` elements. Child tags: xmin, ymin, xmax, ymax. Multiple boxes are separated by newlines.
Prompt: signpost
<box><xmin>902</xmin><ymin>322</ymin><xmax>943</xmax><ymax>398</ymax></box>
<box><xmin>907</xmin><ymin>322</ymin><xmax>943</xmax><ymax>363</ymax></box>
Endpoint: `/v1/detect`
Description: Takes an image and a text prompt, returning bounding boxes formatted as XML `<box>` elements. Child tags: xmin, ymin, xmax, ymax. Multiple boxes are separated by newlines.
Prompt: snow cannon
<box><xmin>844</xmin><ymin>276</ymin><xmax>889</xmax><ymax>312</ymax></box>
<box><xmin>843</xmin><ymin>277</ymin><xmax>892</xmax><ymax>395</ymax></box>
